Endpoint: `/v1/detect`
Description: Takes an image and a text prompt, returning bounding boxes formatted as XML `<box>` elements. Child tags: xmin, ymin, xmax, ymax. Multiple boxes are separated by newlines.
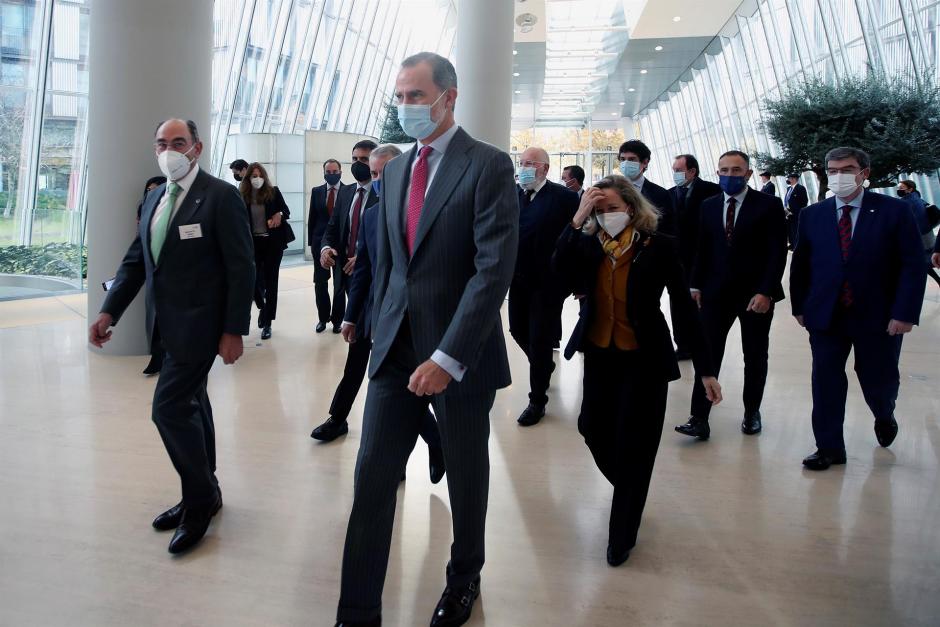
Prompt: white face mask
<box><xmin>397</xmin><ymin>91</ymin><xmax>446</xmax><ymax>140</ymax></box>
<box><xmin>157</xmin><ymin>145</ymin><xmax>196</xmax><ymax>181</ymax></box>
<box><xmin>828</xmin><ymin>172</ymin><xmax>863</xmax><ymax>198</ymax></box>
<box><xmin>673</xmin><ymin>171</ymin><xmax>690</xmax><ymax>187</ymax></box>
<box><xmin>596</xmin><ymin>211</ymin><xmax>631</xmax><ymax>237</ymax></box>
<box><xmin>250</xmin><ymin>177</ymin><xmax>264</xmax><ymax>190</ymax></box>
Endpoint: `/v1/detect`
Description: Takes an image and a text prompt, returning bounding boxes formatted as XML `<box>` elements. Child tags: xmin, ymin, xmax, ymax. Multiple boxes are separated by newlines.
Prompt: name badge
<box><xmin>179</xmin><ymin>224</ymin><xmax>203</xmax><ymax>240</ymax></box>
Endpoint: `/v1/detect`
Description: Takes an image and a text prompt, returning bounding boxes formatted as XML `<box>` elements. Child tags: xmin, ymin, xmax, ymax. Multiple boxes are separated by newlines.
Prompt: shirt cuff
<box><xmin>432</xmin><ymin>350</ymin><xmax>467</xmax><ymax>382</ymax></box>
<box><xmin>342</xmin><ymin>321</ymin><xmax>355</xmax><ymax>328</ymax></box>
<box><xmin>690</xmin><ymin>288</ymin><xmax>701</xmax><ymax>293</ymax></box>
<box><xmin>320</xmin><ymin>245</ymin><xmax>332</xmax><ymax>253</ymax></box>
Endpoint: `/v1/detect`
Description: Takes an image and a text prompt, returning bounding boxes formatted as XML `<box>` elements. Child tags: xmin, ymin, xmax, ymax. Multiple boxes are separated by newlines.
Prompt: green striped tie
<box><xmin>150</xmin><ymin>182</ymin><xmax>181</xmax><ymax>263</ymax></box>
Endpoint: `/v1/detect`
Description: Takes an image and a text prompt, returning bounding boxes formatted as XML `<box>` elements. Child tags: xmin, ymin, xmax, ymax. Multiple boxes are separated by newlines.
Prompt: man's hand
<box><xmin>795</xmin><ymin>315</ymin><xmax>805</xmax><ymax>328</ymax></box>
<box><xmin>932</xmin><ymin>252</ymin><xmax>940</xmax><ymax>269</ymax></box>
<box><xmin>320</xmin><ymin>247</ymin><xmax>337</xmax><ymax>269</ymax></box>
<box><xmin>702</xmin><ymin>376</ymin><xmax>723</xmax><ymax>405</ymax></box>
<box><xmin>343</xmin><ymin>256</ymin><xmax>356</xmax><ymax>275</ymax></box>
<box><xmin>218</xmin><ymin>333</ymin><xmax>244</xmax><ymax>365</ymax></box>
<box><xmin>88</xmin><ymin>313</ymin><xmax>114</xmax><ymax>348</ymax></box>
<box><xmin>887</xmin><ymin>320</ymin><xmax>914</xmax><ymax>336</ymax></box>
<box><xmin>572</xmin><ymin>187</ymin><xmax>604</xmax><ymax>228</ymax></box>
<box><xmin>408</xmin><ymin>360</ymin><xmax>453</xmax><ymax>397</ymax></box>
<box><xmin>341</xmin><ymin>322</ymin><xmax>356</xmax><ymax>343</ymax></box>
<box><xmin>746</xmin><ymin>294</ymin><xmax>772</xmax><ymax>314</ymax></box>
<box><xmin>690</xmin><ymin>289</ymin><xmax>702</xmax><ymax>309</ymax></box>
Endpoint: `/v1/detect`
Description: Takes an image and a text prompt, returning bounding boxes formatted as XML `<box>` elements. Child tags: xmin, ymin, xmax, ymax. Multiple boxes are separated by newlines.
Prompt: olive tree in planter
<box><xmin>378</xmin><ymin>99</ymin><xmax>413</xmax><ymax>145</ymax></box>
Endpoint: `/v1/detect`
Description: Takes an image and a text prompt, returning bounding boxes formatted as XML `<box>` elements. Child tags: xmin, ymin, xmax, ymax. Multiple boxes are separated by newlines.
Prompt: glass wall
<box><xmin>635</xmin><ymin>0</ymin><xmax>940</xmax><ymax>204</ymax></box>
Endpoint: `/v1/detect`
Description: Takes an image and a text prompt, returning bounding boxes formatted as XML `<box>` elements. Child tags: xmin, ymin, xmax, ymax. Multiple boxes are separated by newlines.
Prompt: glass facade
<box><xmin>634</xmin><ymin>0</ymin><xmax>940</xmax><ymax>203</ymax></box>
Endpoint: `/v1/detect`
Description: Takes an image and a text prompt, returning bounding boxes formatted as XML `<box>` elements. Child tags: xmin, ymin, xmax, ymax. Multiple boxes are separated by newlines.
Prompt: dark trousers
<box><xmin>691</xmin><ymin>296</ymin><xmax>773</xmax><ymax>420</ymax></box>
<box><xmin>787</xmin><ymin>214</ymin><xmax>800</xmax><ymax>250</ymax></box>
<box><xmin>580</xmin><ymin>346</ymin><xmax>668</xmax><ymax>552</ymax></box>
<box><xmin>508</xmin><ymin>280</ymin><xmax>563</xmax><ymax>407</ymax></box>
<box><xmin>329</xmin><ymin>265</ymin><xmax>349</xmax><ymax>326</ymax></box>
<box><xmin>313</xmin><ymin>263</ymin><xmax>334</xmax><ymax>324</ymax></box>
<box><xmin>337</xmin><ymin>325</ymin><xmax>495</xmax><ymax>623</ymax></box>
<box><xmin>253</xmin><ymin>236</ymin><xmax>284</xmax><ymax>326</ymax></box>
<box><xmin>152</xmin><ymin>351</ymin><xmax>218</xmax><ymax>509</ymax></box>
<box><xmin>809</xmin><ymin>316</ymin><xmax>902</xmax><ymax>453</ymax></box>
<box><xmin>669</xmin><ymin>290</ymin><xmax>690</xmax><ymax>353</ymax></box>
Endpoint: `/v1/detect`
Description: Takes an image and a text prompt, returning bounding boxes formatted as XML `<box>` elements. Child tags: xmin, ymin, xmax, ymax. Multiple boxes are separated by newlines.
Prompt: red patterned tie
<box><xmin>725</xmin><ymin>197</ymin><xmax>736</xmax><ymax>242</ymax></box>
<box><xmin>326</xmin><ymin>186</ymin><xmax>335</xmax><ymax>217</ymax></box>
<box><xmin>347</xmin><ymin>188</ymin><xmax>365</xmax><ymax>258</ymax></box>
<box><xmin>838</xmin><ymin>206</ymin><xmax>853</xmax><ymax>307</ymax></box>
<box><xmin>407</xmin><ymin>146</ymin><xmax>434</xmax><ymax>256</ymax></box>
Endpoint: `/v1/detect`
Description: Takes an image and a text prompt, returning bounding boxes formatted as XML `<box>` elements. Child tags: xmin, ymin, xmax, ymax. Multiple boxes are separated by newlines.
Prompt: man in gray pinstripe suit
<box><xmin>334</xmin><ymin>53</ymin><xmax>519</xmax><ymax>627</ymax></box>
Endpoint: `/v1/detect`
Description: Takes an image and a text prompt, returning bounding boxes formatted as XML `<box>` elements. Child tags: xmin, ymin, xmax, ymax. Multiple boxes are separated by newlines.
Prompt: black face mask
<box><xmin>351</xmin><ymin>160</ymin><xmax>371</xmax><ymax>183</ymax></box>
<box><xmin>896</xmin><ymin>189</ymin><xmax>908</xmax><ymax>197</ymax></box>
<box><xmin>233</xmin><ymin>173</ymin><xmax>243</xmax><ymax>182</ymax></box>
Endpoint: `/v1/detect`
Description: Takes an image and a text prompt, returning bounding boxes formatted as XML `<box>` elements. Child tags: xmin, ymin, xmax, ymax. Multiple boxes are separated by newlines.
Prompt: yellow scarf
<box><xmin>599</xmin><ymin>226</ymin><xmax>638</xmax><ymax>262</ymax></box>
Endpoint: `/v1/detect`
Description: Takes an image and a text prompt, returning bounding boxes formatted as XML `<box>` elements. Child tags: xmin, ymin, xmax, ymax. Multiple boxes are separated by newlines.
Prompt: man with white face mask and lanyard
<box><xmin>88</xmin><ymin>119</ymin><xmax>255</xmax><ymax>553</ymax></box>
<box><xmin>510</xmin><ymin>146</ymin><xmax>579</xmax><ymax>427</ymax></box>
<box><xmin>790</xmin><ymin>147</ymin><xmax>925</xmax><ymax>470</ymax></box>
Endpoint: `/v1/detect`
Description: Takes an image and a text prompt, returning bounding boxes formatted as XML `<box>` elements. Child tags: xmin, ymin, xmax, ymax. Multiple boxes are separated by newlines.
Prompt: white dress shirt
<box><xmin>524</xmin><ymin>176</ymin><xmax>548</xmax><ymax>200</ymax></box>
<box><xmin>834</xmin><ymin>192</ymin><xmax>864</xmax><ymax>237</ymax></box>
<box><xmin>630</xmin><ymin>174</ymin><xmax>646</xmax><ymax>193</ymax></box>
<box><xmin>150</xmin><ymin>164</ymin><xmax>200</xmax><ymax>237</ymax></box>
<box><xmin>722</xmin><ymin>187</ymin><xmax>749</xmax><ymax>226</ymax></box>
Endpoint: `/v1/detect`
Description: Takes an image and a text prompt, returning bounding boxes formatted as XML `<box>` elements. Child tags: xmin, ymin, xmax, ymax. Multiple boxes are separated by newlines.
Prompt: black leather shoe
<box><xmin>332</xmin><ymin>324</ymin><xmax>342</xmax><ymax>334</ymax></box>
<box><xmin>675</xmin><ymin>416</ymin><xmax>710</xmax><ymax>440</ymax></box>
<box><xmin>334</xmin><ymin>617</ymin><xmax>381</xmax><ymax>627</ymax></box>
<box><xmin>802</xmin><ymin>450</ymin><xmax>847</xmax><ymax>471</ymax></box>
<box><xmin>167</xmin><ymin>494</ymin><xmax>222</xmax><ymax>554</ymax></box>
<box><xmin>607</xmin><ymin>544</ymin><xmax>631</xmax><ymax>567</ymax></box>
<box><xmin>142</xmin><ymin>355</ymin><xmax>163</xmax><ymax>376</ymax></box>
<box><xmin>429</xmin><ymin>443</ymin><xmax>446</xmax><ymax>484</ymax></box>
<box><xmin>430</xmin><ymin>577</ymin><xmax>480</xmax><ymax>627</ymax></box>
<box><xmin>874</xmin><ymin>418</ymin><xmax>898</xmax><ymax>448</ymax></box>
<box><xmin>742</xmin><ymin>411</ymin><xmax>762</xmax><ymax>435</ymax></box>
<box><xmin>316</xmin><ymin>321</ymin><xmax>328</xmax><ymax>333</ymax></box>
<box><xmin>674</xmin><ymin>349</ymin><xmax>692</xmax><ymax>361</ymax></box>
<box><xmin>152</xmin><ymin>502</ymin><xmax>184</xmax><ymax>531</ymax></box>
<box><xmin>261</xmin><ymin>326</ymin><xmax>272</xmax><ymax>340</ymax></box>
<box><xmin>311</xmin><ymin>416</ymin><xmax>349</xmax><ymax>442</ymax></box>
<box><xmin>517</xmin><ymin>403</ymin><xmax>545</xmax><ymax>427</ymax></box>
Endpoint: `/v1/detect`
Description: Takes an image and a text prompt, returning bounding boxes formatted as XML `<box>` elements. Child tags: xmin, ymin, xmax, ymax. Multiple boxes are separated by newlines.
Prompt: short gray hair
<box><xmin>401</xmin><ymin>52</ymin><xmax>457</xmax><ymax>91</ymax></box>
<box><xmin>371</xmin><ymin>143</ymin><xmax>403</xmax><ymax>160</ymax></box>
<box><xmin>825</xmin><ymin>146</ymin><xmax>870</xmax><ymax>170</ymax></box>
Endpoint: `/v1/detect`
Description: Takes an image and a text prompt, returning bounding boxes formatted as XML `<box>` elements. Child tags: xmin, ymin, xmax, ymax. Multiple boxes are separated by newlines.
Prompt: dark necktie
<box><xmin>348</xmin><ymin>188</ymin><xmax>365</xmax><ymax>258</ymax></box>
<box><xmin>326</xmin><ymin>186</ymin><xmax>336</xmax><ymax>217</ymax></box>
<box><xmin>838</xmin><ymin>206</ymin><xmax>854</xmax><ymax>307</ymax></box>
<box><xmin>525</xmin><ymin>189</ymin><xmax>535</xmax><ymax>203</ymax></box>
<box><xmin>725</xmin><ymin>197</ymin><xmax>736</xmax><ymax>242</ymax></box>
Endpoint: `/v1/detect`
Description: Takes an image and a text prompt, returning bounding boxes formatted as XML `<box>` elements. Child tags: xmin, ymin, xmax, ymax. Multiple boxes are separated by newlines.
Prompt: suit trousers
<box><xmin>330</xmin><ymin>265</ymin><xmax>348</xmax><ymax>326</ymax></box>
<box><xmin>328</xmin><ymin>336</ymin><xmax>442</xmax><ymax>448</ymax></box>
<box><xmin>151</xmin><ymin>349</ymin><xmax>219</xmax><ymax>509</ymax></box>
<box><xmin>808</xmin><ymin>312</ymin><xmax>902</xmax><ymax>453</ymax></box>
<box><xmin>313</xmin><ymin>263</ymin><xmax>333</xmax><ymax>324</ymax></box>
<box><xmin>253</xmin><ymin>236</ymin><xmax>284</xmax><ymax>326</ymax></box>
<box><xmin>691</xmin><ymin>296</ymin><xmax>773</xmax><ymax>420</ymax></box>
<box><xmin>579</xmin><ymin>346</ymin><xmax>668</xmax><ymax>552</ymax></box>
<box><xmin>337</xmin><ymin>324</ymin><xmax>495</xmax><ymax>622</ymax></box>
<box><xmin>507</xmin><ymin>280</ymin><xmax>563</xmax><ymax>407</ymax></box>
<box><xmin>669</xmin><ymin>290</ymin><xmax>692</xmax><ymax>354</ymax></box>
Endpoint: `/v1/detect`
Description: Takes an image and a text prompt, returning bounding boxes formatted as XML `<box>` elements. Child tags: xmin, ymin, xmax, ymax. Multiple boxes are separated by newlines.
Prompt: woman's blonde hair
<box><xmin>593</xmin><ymin>175</ymin><xmax>660</xmax><ymax>233</ymax></box>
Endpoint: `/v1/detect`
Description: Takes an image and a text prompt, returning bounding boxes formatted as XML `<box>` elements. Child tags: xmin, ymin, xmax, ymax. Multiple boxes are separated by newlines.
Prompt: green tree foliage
<box><xmin>755</xmin><ymin>75</ymin><xmax>940</xmax><ymax>200</ymax></box>
<box><xmin>378</xmin><ymin>99</ymin><xmax>413</xmax><ymax>144</ymax></box>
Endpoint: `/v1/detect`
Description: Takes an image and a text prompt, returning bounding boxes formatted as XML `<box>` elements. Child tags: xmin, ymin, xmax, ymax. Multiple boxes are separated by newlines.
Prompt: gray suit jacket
<box><xmin>102</xmin><ymin>168</ymin><xmax>256</xmax><ymax>363</ymax></box>
<box><xmin>369</xmin><ymin>126</ymin><xmax>519</xmax><ymax>393</ymax></box>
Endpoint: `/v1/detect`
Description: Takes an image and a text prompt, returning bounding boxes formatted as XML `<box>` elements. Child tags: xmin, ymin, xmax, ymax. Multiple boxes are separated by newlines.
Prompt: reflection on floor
<box><xmin>1</xmin><ymin>264</ymin><xmax>938</xmax><ymax>626</ymax></box>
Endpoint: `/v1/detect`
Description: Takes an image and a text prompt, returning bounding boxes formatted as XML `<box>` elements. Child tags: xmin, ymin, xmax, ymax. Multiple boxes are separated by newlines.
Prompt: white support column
<box><xmin>454</xmin><ymin>0</ymin><xmax>514</xmax><ymax>151</ymax></box>
<box><xmin>85</xmin><ymin>0</ymin><xmax>213</xmax><ymax>355</ymax></box>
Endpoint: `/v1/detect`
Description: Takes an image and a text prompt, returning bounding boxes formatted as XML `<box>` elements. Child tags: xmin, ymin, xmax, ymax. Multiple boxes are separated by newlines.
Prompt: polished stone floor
<box><xmin>1</xmin><ymin>264</ymin><xmax>938</xmax><ymax>626</ymax></box>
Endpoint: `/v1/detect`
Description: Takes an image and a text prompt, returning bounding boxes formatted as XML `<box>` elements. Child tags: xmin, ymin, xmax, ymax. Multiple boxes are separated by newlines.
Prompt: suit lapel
<box><xmin>411</xmin><ymin>128</ymin><xmax>472</xmax><ymax>257</ymax></box>
<box><xmin>387</xmin><ymin>147</ymin><xmax>415</xmax><ymax>260</ymax></box>
<box><xmin>156</xmin><ymin>170</ymin><xmax>209</xmax><ymax>264</ymax></box>
<box><xmin>139</xmin><ymin>183</ymin><xmax>164</xmax><ymax>267</ymax></box>
<box><xmin>848</xmin><ymin>191</ymin><xmax>876</xmax><ymax>261</ymax></box>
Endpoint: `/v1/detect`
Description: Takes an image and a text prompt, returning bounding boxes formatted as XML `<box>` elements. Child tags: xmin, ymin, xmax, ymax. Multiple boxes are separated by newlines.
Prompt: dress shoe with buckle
<box><xmin>874</xmin><ymin>418</ymin><xmax>898</xmax><ymax>448</ymax></box>
<box><xmin>261</xmin><ymin>326</ymin><xmax>272</xmax><ymax>340</ymax></box>
<box><xmin>430</xmin><ymin>577</ymin><xmax>480</xmax><ymax>627</ymax></box>
<box><xmin>167</xmin><ymin>494</ymin><xmax>222</xmax><ymax>554</ymax></box>
<box><xmin>429</xmin><ymin>443</ymin><xmax>446</xmax><ymax>484</ymax></box>
<box><xmin>802</xmin><ymin>449</ymin><xmax>847</xmax><ymax>471</ymax></box>
<box><xmin>517</xmin><ymin>403</ymin><xmax>545</xmax><ymax>427</ymax></box>
<box><xmin>741</xmin><ymin>411</ymin><xmax>762</xmax><ymax>435</ymax></box>
<box><xmin>152</xmin><ymin>502</ymin><xmax>184</xmax><ymax>531</ymax></box>
<box><xmin>334</xmin><ymin>617</ymin><xmax>381</xmax><ymax>627</ymax></box>
<box><xmin>316</xmin><ymin>321</ymin><xmax>328</xmax><ymax>333</ymax></box>
<box><xmin>675</xmin><ymin>416</ymin><xmax>710</xmax><ymax>440</ymax></box>
<box><xmin>311</xmin><ymin>416</ymin><xmax>349</xmax><ymax>442</ymax></box>
<box><xmin>607</xmin><ymin>544</ymin><xmax>631</xmax><ymax>567</ymax></box>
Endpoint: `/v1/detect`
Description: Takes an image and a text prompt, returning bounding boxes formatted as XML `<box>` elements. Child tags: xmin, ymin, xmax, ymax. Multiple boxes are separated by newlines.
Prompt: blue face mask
<box><xmin>517</xmin><ymin>167</ymin><xmax>537</xmax><ymax>188</ymax></box>
<box><xmin>619</xmin><ymin>160</ymin><xmax>642</xmax><ymax>180</ymax></box>
<box><xmin>371</xmin><ymin>179</ymin><xmax>381</xmax><ymax>196</ymax></box>
<box><xmin>719</xmin><ymin>175</ymin><xmax>748</xmax><ymax>196</ymax></box>
<box><xmin>397</xmin><ymin>91</ymin><xmax>446</xmax><ymax>140</ymax></box>
<box><xmin>324</xmin><ymin>172</ymin><xmax>341</xmax><ymax>186</ymax></box>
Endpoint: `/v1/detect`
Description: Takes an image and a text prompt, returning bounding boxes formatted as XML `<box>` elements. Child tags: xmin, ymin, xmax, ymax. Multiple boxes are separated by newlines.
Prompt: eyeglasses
<box><xmin>519</xmin><ymin>160</ymin><xmax>546</xmax><ymax>168</ymax></box>
<box><xmin>826</xmin><ymin>167</ymin><xmax>861</xmax><ymax>176</ymax></box>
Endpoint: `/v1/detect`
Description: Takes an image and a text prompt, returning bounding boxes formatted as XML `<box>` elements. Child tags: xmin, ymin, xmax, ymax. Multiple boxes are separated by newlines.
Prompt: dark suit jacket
<box><xmin>370</xmin><ymin>126</ymin><xmax>519</xmax><ymax>392</ymax></box>
<box><xmin>345</xmin><ymin>203</ymin><xmax>378</xmax><ymax>340</ymax></box>
<box><xmin>308</xmin><ymin>182</ymin><xmax>350</xmax><ymax>251</ymax></box>
<box><xmin>322</xmin><ymin>184</ymin><xmax>377</xmax><ymax>265</ymax></box>
<box><xmin>639</xmin><ymin>178</ymin><xmax>677</xmax><ymax>236</ymax></box>
<box><xmin>760</xmin><ymin>181</ymin><xmax>777</xmax><ymax>197</ymax></box>
<box><xmin>785</xmin><ymin>183</ymin><xmax>809</xmax><ymax>213</ymax></box>
<box><xmin>668</xmin><ymin>177</ymin><xmax>722</xmax><ymax>271</ymax></box>
<box><xmin>244</xmin><ymin>186</ymin><xmax>295</xmax><ymax>250</ymax></box>
<box><xmin>515</xmin><ymin>180</ymin><xmax>579</xmax><ymax>291</ymax></box>
<box><xmin>552</xmin><ymin>225</ymin><xmax>715</xmax><ymax>381</ymax></box>
<box><xmin>692</xmin><ymin>188</ymin><xmax>788</xmax><ymax>303</ymax></box>
<box><xmin>101</xmin><ymin>168</ymin><xmax>255</xmax><ymax>362</ymax></box>
<box><xmin>790</xmin><ymin>190</ymin><xmax>925</xmax><ymax>332</ymax></box>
